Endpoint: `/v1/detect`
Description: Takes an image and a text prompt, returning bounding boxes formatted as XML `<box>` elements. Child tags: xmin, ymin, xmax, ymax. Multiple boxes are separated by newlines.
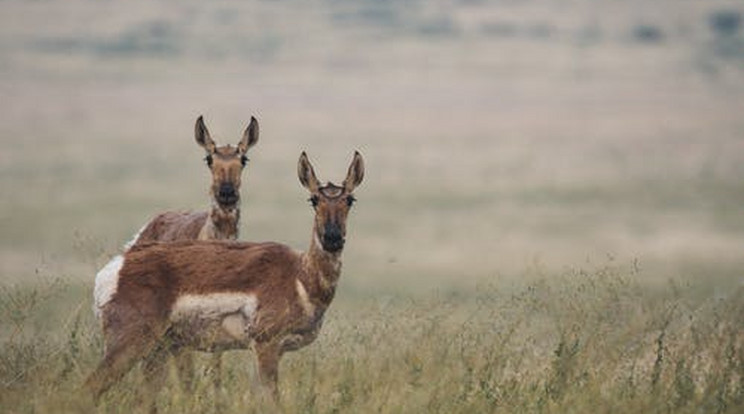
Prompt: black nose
<box><xmin>322</xmin><ymin>224</ymin><xmax>344</xmax><ymax>252</ymax></box>
<box><xmin>217</xmin><ymin>183</ymin><xmax>238</xmax><ymax>204</ymax></box>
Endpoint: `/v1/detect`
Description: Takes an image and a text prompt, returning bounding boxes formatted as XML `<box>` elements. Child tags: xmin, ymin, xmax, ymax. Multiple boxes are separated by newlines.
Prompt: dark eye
<box><xmin>240</xmin><ymin>155</ymin><xmax>248</xmax><ymax>167</ymax></box>
<box><xmin>204</xmin><ymin>154</ymin><xmax>213</xmax><ymax>168</ymax></box>
<box><xmin>346</xmin><ymin>195</ymin><xmax>356</xmax><ymax>207</ymax></box>
<box><xmin>308</xmin><ymin>195</ymin><xmax>319</xmax><ymax>208</ymax></box>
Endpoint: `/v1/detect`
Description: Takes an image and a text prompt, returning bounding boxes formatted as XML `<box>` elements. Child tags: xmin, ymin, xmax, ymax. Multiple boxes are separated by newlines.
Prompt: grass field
<box><xmin>1</xmin><ymin>0</ymin><xmax>743</xmax><ymax>412</ymax></box>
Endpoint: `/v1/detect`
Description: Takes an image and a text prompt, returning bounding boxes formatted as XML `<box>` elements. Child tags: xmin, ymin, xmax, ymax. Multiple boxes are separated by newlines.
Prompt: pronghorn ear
<box><xmin>238</xmin><ymin>116</ymin><xmax>259</xmax><ymax>154</ymax></box>
<box><xmin>298</xmin><ymin>152</ymin><xmax>320</xmax><ymax>193</ymax></box>
<box><xmin>343</xmin><ymin>151</ymin><xmax>365</xmax><ymax>192</ymax></box>
<box><xmin>195</xmin><ymin>115</ymin><xmax>216</xmax><ymax>153</ymax></box>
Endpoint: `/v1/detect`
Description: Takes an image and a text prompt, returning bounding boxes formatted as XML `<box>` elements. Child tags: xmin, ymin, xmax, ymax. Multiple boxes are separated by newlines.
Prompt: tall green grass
<box><xmin>1</xmin><ymin>262</ymin><xmax>742</xmax><ymax>413</ymax></box>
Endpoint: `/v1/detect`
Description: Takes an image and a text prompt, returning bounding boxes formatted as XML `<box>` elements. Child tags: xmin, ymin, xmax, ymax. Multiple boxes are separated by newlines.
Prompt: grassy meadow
<box><xmin>1</xmin><ymin>0</ymin><xmax>744</xmax><ymax>412</ymax></box>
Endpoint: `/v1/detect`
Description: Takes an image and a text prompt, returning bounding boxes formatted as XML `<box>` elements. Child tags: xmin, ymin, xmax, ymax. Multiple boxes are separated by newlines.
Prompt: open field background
<box><xmin>1</xmin><ymin>0</ymin><xmax>743</xmax><ymax>412</ymax></box>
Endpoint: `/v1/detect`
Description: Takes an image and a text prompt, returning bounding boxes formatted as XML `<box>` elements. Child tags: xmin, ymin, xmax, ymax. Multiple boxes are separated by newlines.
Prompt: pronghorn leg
<box><xmin>210</xmin><ymin>352</ymin><xmax>223</xmax><ymax>391</ymax></box>
<box><xmin>84</xmin><ymin>332</ymin><xmax>160</xmax><ymax>402</ymax></box>
<box><xmin>209</xmin><ymin>352</ymin><xmax>225</xmax><ymax>411</ymax></box>
<box><xmin>254</xmin><ymin>341</ymin><xmax>281</xmax><ymax>401</ymax></box>
<box><xmin>141</xmin><ymin>345</ymin><xmax>170</xmax><ymax>414</ymax></box>
<box><xmin>174</xmin><ymin>352</ymin><xmax>195</xmax><ymax>392</ymax></box>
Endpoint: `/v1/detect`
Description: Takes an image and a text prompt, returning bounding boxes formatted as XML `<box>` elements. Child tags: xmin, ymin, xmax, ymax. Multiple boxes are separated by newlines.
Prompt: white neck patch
<box><xmin>295</xmin><ymin>279</ymin><xmax>315</xmax><ymax>317</ymax></box>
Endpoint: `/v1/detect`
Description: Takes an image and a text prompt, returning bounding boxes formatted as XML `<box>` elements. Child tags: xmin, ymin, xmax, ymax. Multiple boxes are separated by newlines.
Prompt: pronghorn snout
<box><xmin>322</xmin><ymin>222</ymin><xmax>345</xmax><ymax>252</ymax></box>
<box><xmin>217</xmin><ymin>182</ymin><xmax>239</xmax><ymax>206</ymax></box>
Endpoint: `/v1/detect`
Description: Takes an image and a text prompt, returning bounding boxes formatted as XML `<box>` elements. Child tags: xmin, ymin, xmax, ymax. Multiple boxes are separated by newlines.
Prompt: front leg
<box><xmin>254</xmin><ymin>340</ymin><xmax>281</xmax><ymax>401</ymax></box>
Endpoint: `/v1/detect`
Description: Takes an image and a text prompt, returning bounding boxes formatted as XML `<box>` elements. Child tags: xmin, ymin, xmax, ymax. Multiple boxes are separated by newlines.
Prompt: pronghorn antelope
<box><xmin>130</xmin><ymin>115</ymin><xmax>259</xmax><ymax>245</ymax></box>
<box><xmin>86</xmin><ymin>151</ymin><xmax>365</xmax><ymax>405</ymax></box>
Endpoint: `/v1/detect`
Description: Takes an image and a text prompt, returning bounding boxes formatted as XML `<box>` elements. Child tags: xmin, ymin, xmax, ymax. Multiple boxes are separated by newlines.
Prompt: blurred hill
<box><xmin>1</xmin><ymin>0</ymin><xmax>743</xmax><ymax>292</ymax></box>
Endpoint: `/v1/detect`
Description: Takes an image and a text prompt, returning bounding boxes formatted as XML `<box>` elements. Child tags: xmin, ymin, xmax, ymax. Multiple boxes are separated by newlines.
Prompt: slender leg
<box><xmin>210</xmin><ymin>352</ymin><xmax>223</xmax><ymax>391</ymax></box>
<box><xmin>85</xmin><ymin>307</ymin><xmax>167</xmax><ymax>403</ymax></box>
<box><xmin>85</xmin><ymin>333</ymin><xmax>159</xmax><ymax>402</ymax></box>
<box><xmin>254</xmin><ymin>341</ymin><xmax>281</xmax><ymax>401</ymax></box>
<box><xmin>209</xmin><ymin>352</ymin><xmax>225</xmax><ymax>412</ymax></box>
<box><xmin>142</xmin><ymin>346</ymin><xmax>170</xmax><ymax>414</ymax></box>
<box><xmin>175</xmin><ymin>352</ymin><xmax>195</xmax><ymax>392</ymax></box>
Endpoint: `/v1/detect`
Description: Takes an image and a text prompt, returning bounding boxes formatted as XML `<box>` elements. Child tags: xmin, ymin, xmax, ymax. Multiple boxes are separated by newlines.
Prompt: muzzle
<box><xmin>216</xmin><ymin>182</ymin><xmax>239</xmax><ymax>206</ymax></box>
<box><xmin>321</xmin><ymin>223</ymin><xmax>345</xmax><ymax>253</ymax></box>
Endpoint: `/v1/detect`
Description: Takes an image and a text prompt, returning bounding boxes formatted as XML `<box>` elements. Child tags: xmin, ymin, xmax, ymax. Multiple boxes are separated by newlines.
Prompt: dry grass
<box><xmin>1</xmin><ymin>262</ymin><xmax>743</xmax><ymax>413</ymax></box>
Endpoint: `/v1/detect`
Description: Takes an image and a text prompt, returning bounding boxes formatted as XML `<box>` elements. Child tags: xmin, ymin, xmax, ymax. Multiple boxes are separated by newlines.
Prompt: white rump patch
<box><xmin>93</xmin><ymin>255</ymin><xmax>124</xmax><ymax>319</ymax></box>
<box><xmin>123</xmin><ymin>223</ymin><xmax>148</xmax><ymax>251</ymax></box>
<box><xmin>171</xmin><ymin>293</ymin><xmax>258</xmax><ymax>324</ymax></box>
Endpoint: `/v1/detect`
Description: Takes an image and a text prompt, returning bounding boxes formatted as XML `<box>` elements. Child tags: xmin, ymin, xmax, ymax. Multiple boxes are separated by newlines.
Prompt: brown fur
<box><xmin>132</xmin><ymin>116</ymin><xmax>258</xmax><ymax>246</ymax></box>
<box><xmin>106</xmin><ymin>240</ymin><xmax>330</xmax><ymax>348</ymax></box>
<box><xmin>86</xmin><ymin>151</ymin><xmax>364</xmax><ymax>405</ymax></box>
<box><xmin>135</xmin><ymin>211</ymin><xmax>209</xmax><ymax>242</ymax></box>
<box><xmin>123</xmin><ymin>116</ymin><xmax>257</xmax><ymax>398</ymax></box>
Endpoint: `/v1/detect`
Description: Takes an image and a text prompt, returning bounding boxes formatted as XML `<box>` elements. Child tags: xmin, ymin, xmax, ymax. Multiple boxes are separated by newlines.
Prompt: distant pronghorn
<box><xmin>87</xmin><ymin>151</ymin><xmax>365</xmax><ymax>405</ymax></box>
<box><xmin>131</xmin><ymin>115</ymin><xmax>259</xmax><ymax>245</ymax></box>
<box><xmin>94</xmin><ymin>115</ymin><xmax>258</xmax><ymax>391</ymax></box>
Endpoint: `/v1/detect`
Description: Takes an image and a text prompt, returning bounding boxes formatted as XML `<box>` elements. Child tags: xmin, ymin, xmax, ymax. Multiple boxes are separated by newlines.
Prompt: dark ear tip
<box><xmin>197</xmin><ymin>115</ymin><xmax>204</xmax><ymax>123</ymax></box>
<box><xmin>250</xmin><ymin>116</ymin><xmax>258</xmax><ymax>123</ymax></box>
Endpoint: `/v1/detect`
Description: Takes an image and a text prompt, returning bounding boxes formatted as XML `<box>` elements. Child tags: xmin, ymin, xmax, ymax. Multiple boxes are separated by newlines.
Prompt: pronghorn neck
<box><xmin>200</xmin><ymin>203</ymin><xmax>240</xmax><ymax>240</ymax></box>
<box><xmin>301</xmin><ymin>231</ymin><xmax>342</xmax><ymax>305</ymax></box>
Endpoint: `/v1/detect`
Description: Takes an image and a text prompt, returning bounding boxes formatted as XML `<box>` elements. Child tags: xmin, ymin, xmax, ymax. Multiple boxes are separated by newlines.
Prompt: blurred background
<box><xmin>1</xmin><ymin>0</ymin><xmax>743</xmax><ymax>294</ymax></box>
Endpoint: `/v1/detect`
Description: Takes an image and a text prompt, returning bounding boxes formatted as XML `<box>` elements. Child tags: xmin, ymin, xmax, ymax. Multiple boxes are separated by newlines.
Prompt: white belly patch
<box><xmin>170</xmin><ymin>293</ymin><xmax>259</xmax><ymax>343</ymax></box>
<box><xmin>93</xmin><ymin>255</ymin><xmax>124</xmax><ymax>319</ymax></box>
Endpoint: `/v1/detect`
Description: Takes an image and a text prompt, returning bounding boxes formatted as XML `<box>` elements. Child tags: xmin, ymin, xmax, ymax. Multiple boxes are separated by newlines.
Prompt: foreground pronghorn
<box><xmin>130</xmin><ymin>115</ymin><xmax>259</xmax><ymax>245</ymax></box>
<box><xmin>87</xmin><ymin>151</ymin><xmax>365</xmax><ymax>406</ymax></box>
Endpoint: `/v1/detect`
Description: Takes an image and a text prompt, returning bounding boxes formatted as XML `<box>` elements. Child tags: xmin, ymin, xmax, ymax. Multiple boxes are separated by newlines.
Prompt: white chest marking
<box><xmin>170</xmin><ymin>293</ymin><xmax>258</xmax><ymax>323</ymax></box>
<box><xmin>295</xmin><ymin>279</ymin><xmax>315</xmax><ymax>317</ymax></box>
<box><xmin>93</xmin><ymin>255</ymin><xmax>124</xmax><ymax>318</ymax></box>
<box><xmin>313</xmin><ymin>231</ymin><xmax>323</xmax><ymax>252</ymax></box>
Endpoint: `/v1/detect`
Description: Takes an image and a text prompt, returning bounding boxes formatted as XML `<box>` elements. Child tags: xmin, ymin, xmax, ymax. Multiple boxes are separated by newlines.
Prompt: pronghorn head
<box><xmin>298</xmin><ymin>151</ymin><xmax>364</xmax><ymax>253</ymax></box>
<box><xmin>195</xmin><ymin>115</ymin><xmax>259</xmax><ymax>209</ymax></box>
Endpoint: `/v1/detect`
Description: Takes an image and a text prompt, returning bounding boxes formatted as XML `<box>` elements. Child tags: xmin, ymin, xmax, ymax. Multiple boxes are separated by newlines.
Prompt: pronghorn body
<box><xmin>87</xmin><ymin>151</ymin><xmax>365</xmax><ymax>405</ymax></box>
<box><xmin>98</xmin><ymin>238</ymin><xmax>331</xmax><ymax>357</ymax></box>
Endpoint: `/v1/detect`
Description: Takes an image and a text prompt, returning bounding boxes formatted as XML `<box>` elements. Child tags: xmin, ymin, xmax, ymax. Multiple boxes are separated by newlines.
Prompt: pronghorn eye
<box><xmin>308</xmin><ymin>195</ymin><xmax>319</xmax><ymax>208</ymax></box>
<box><xmin>204</xmin><ymin>154</ymin><xmax>213</xmax><ymax>168</ymax></box>
<box><xmin>346</xmin><ymin>195</ymin><xmax>356</xmax><ymax>207</ymax></box>
<box><xmin>240</xmin><ymin>155</ymin><xmax>249</xmax><ymax>167</ymax></box>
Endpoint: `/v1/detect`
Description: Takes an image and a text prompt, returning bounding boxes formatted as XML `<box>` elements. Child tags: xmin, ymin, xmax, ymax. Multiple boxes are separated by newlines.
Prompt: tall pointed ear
<box><xmin>298</xmin><ymin>152</ymin><xmax>320</xmax><ymax>192</ymax></box>
<box><xmin>237</xmin><ymin>116</ymin><xmax>259</xmax><ymax>154</ymax></box>
<box><xmin>195</xmin><ymin>115</ymin><xmax>216</xmax><ymax>153</ymax></box>
<box><xmin>343</xmin><ymin>151</ymin><xmax>365</xmax><ymax>192</ymax></box>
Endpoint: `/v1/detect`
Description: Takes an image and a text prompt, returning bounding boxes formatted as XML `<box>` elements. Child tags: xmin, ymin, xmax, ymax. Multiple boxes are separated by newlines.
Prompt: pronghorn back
<box><xmin>122</xmin><ymin>240</ymin><xmax>300</xmax><ymax>296</ymax></box>
<box><xmin>133</xmin><ymin>211</ymin><xmax>210</xmax><ymax>244</ymax></box>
